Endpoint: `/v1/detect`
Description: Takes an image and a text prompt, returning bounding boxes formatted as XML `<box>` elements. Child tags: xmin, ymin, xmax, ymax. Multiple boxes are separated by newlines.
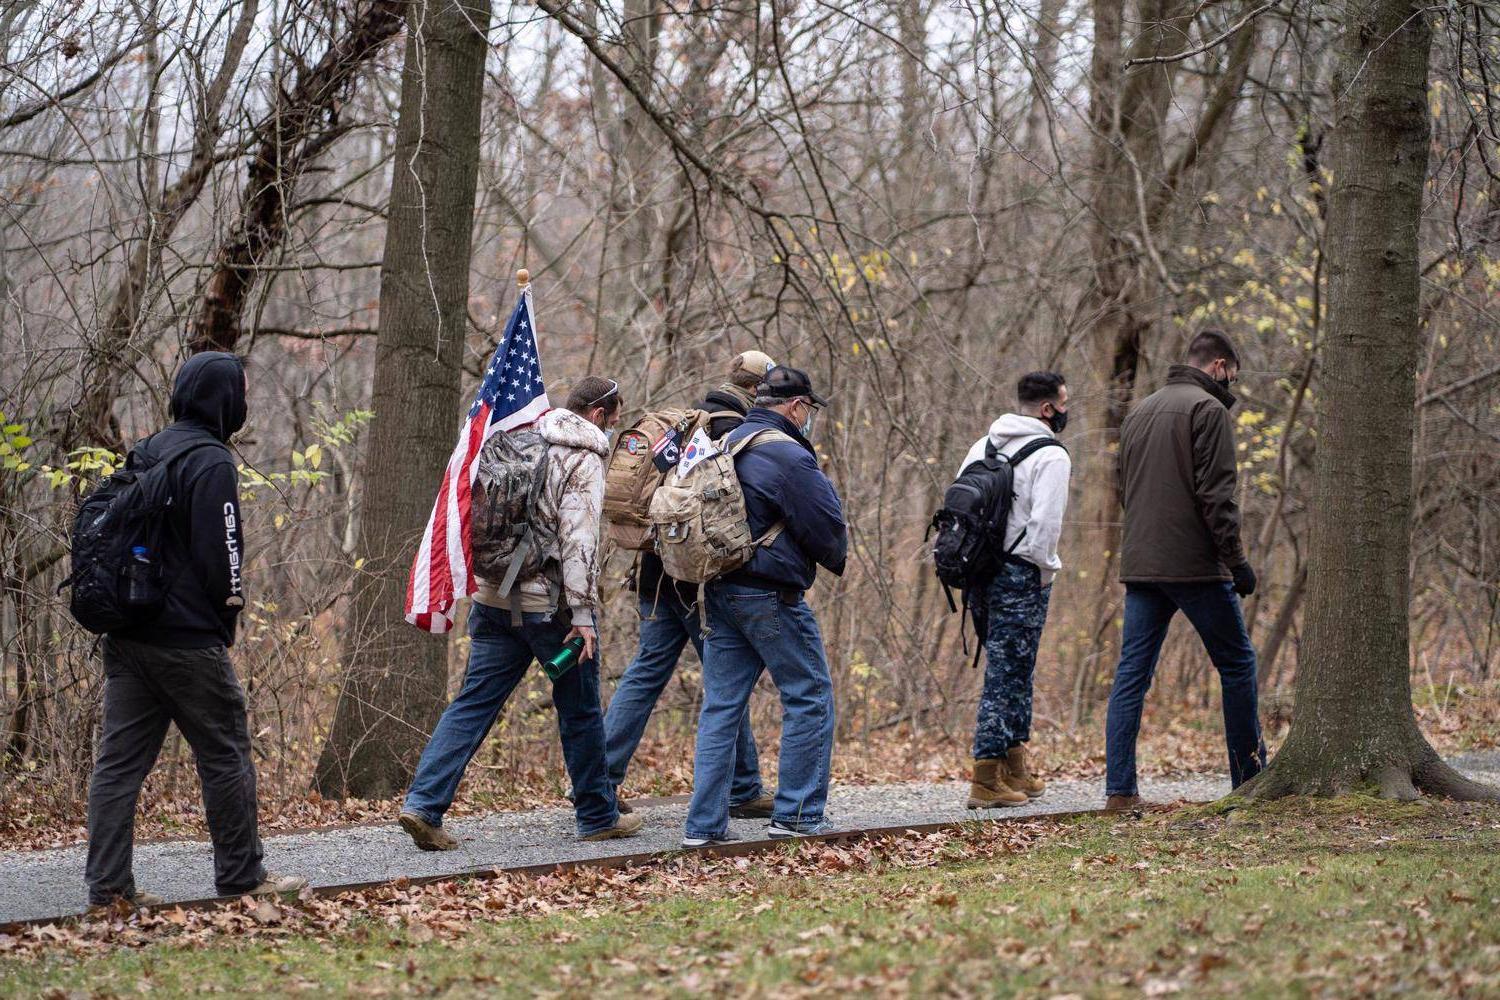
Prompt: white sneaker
<box><xmin>681</xmin><ymin>834</ymin><xmax>739</xmax><ymax>849</ymax></box>
<box><xmin>767</xmin><ymin>820</ymin><xmax>834</xmax><ymax>839</ymax></box>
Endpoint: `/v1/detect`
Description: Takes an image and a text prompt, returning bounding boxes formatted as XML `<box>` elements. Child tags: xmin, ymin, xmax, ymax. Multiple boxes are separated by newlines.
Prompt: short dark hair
<box><xmin>1186</xmin><ymin>330</ymin><xmax>1240</xmax><ymax>368</ymax></box>
<box><xmin>564</xmin><ymin>376</ymin><xmax>622</xmax><ymax>417</ymax></box>
<box><xmin>1016</xmin><ymin>371</ymin><xmax>1066</xmax><ymax>406</ymax></box>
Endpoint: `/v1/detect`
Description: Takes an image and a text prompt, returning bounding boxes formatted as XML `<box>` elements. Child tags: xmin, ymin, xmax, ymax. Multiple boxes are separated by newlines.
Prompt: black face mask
<box><xmin>1045</xmin><ymin>407</ymin><xmax>1069</xmax><ymax>434</ymax></box>
<box><xmin>1215</xmin><ymin>376</ymin><xmax>1233</xmax><ymax>394</ymax></box>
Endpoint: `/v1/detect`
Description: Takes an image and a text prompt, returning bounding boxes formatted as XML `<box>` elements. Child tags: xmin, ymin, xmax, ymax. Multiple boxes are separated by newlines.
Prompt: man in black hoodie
<box><xmin>86</xmin><ymin>352</ymin><xmax>305</xmax><ymax>908</ymax></box>
<box><xmin>600</xmin><ymin>350</ymin><xmax>778</xmax><ymax>816</ymax></box>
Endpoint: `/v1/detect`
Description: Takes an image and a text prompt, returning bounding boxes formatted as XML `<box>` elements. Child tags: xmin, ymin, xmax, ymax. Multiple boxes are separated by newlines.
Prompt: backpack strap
<box><xmin>129</xmin><ymin>436</ymin><xmax>226</xmax><ymax>478</ymax></box>
<box><xmin>751</xmin><ymin>522</ymin><xmax>785</xmax><ymax>548</ymax></box>
<box><xmin>1006</xmin><ymin>436</ymin><xmax>1066</xmax><ymax>467</ymax></box>
<box><xmin>724</xmin><ymin>427</ymin><xmax>794</xmax><ymax>456</ymax></box>
<box><xmin>497</xmin><ymin>528</ymin><xmax>533</xmax><ymax>626</ymax></box>
<box><xmin>727</xmin><ymin>428</ymin><xmax>791</xmax><ymax>549</ymax></box>
<box><xmin>995</xmin><ymin>438</ymin><xmax>1065</xmax><ymax>557</ymax></box>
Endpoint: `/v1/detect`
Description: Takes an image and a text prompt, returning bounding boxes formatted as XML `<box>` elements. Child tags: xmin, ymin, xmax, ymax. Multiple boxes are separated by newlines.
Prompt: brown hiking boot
<box><xmin>581</xmin><ymin>811</ymin><xmax>644</xmax><ymax>842</ymax></box>
<box><xmin>616</xmin><ymin>795</ymin><xmax>634</xmax><ymax>814</ymax></box>
<box><xmin>1105</xmin><ymin>794</ymin><xmax>1145</xmax><ymax>813</ymax></box>
<box><xmin>1003</xmin><ymin>746</ymin><xmax>1045</xmax><ymax>798</ymax></box>
<box><xmin>729</xmin><ymin>794</ymin><xmax>775</xmax><ymax>819</ymax></box>
<box><xmin>246</xmin><ymin>873</ymin><xmax>309</xmax><ymax>896</ymax></box>
<box><xmin>966</xmin><ymin>759</ymin><xmax>1027</xmax><ymax>808</ymax></box>
<box><xmin>400</xmin><ymin>811</ymin><xmax>460</xmax><ymax>851</ymax></box>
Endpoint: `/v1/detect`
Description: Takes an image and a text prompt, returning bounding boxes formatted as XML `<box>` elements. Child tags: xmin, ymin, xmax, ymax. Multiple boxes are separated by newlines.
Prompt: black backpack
<box><xmin>64</xmin><ymin>438</ymin><xmax>218</xmax><ymax>635</ymax></box>
<box><xmin>928</xmin><ymin>437</ymin><xmax>1064</xmax><ymax>661</ymax></box>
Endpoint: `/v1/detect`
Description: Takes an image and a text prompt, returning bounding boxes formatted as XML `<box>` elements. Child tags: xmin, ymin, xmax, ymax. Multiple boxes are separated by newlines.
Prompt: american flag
<box><xmin>405</xmin><ymin>285</ymin><xmax>550</xmax><ymax>633</ymax></box>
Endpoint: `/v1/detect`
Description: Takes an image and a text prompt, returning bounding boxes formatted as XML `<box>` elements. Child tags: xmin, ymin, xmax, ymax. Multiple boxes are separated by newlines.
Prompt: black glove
<box><xmin>1230</xmin><ymin>561</ymin><xmax>1257</xmax><ymax>597</ymax></box>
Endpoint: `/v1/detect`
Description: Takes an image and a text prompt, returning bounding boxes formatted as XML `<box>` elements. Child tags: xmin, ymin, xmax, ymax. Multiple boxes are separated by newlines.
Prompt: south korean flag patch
<box><xmin>675</xmin><ymin>428</ymin><xmax>719</xmax><ymax>480</ymax></box>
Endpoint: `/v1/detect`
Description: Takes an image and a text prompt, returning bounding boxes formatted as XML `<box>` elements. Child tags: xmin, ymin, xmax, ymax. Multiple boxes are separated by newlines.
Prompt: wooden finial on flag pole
<box><xmin>516</xmin><ymin>268</ymin><xmax>530</xmax><ymax>288</ymax></box>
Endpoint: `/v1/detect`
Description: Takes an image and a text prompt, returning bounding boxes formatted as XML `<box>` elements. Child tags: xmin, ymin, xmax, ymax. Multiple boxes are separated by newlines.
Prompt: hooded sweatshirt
<box><xmin>474</xmin><ymin>407</ymin><xmax>610</xmax><ymax>626</ymax></box>
<box><xmin>113</xmin><ymin>352</ymin><xmax>248</xmax><ymax>648</ymax></box>
<box><xmin>957</xmin><ymin>414</ymin><xmax>1072</xmax><ymax>585</ymax></box>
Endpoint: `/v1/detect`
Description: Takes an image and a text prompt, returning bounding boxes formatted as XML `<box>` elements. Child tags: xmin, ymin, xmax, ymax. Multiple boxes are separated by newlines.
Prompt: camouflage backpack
<box><xmin>602</xmin><ymin>407</ymin><xmax>734</xmax><ymax>551</ymax></box>
<box><xmin>647</xmin><ymin>428</ymin><xmax>791</xmax><ymax>591</ymax></box>
<box><xmin>471</xmin><ymin>428</ymin><xmax>555</xmax><ymax>614</ymax></box>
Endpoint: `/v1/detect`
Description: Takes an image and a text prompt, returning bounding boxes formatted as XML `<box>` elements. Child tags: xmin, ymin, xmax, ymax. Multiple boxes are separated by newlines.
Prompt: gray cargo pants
<box><xmin>86</xmin><ymin>637</ymin><xmax>266</xmax><ymax>903</ymax></box>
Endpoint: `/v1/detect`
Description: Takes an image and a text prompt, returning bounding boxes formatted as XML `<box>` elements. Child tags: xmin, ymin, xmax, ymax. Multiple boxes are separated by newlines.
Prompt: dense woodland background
<box><xmin>1</xmin><ymin>0</ymin><xmax>1496</xmax><ymax>813</ymax></box>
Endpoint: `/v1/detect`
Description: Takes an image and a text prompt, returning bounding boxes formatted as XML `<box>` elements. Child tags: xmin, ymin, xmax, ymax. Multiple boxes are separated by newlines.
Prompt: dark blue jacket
<box><xmin>722</xmin><ymin>408</ymin><xmax>847</xmax><ymax>592</ymax></box>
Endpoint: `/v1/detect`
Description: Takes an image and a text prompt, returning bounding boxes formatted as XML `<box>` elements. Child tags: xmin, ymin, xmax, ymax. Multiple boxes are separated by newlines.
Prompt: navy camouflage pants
<box><xmin>971</xmin><ymin>560</ymin><xmax>1052</xmax><ymax>760</ymax></box>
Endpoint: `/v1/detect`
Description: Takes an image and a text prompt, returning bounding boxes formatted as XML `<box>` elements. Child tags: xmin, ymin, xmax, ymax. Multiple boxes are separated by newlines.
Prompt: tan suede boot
<box><xmin>966</xmin><ymin>759</ymin><xmax>1027</xmax><ymax>808</ymax></box>
<box><xmin>1003</xmin><ymin>746</ymin><xmax>1045</xmax><ymax>798</ymax></box>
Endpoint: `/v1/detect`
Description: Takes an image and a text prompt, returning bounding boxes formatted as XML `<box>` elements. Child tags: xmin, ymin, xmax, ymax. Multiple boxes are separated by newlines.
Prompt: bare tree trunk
<box><xmin>314</xmin><ymin>0</ymin><xmax>493</xmax><ymax>799</ymax></box>
<box><xmin>1067</xmin><ymin>0</ymin><xmax>1241</xmax><ymax>716</ymax></box>
<box><xmin>1023</xmin><ymin>0</ymin><xmax>1067</xmax><ymax>157</ymax></box>
<box><xmin>190</xmin><ymin>0</ymin><xmax>405</xmax><ymax>353</ymax></box>
<box><xmin>64</xmin><ymin>0</ymin><xmax>258</xmax><ymax>450</ymax></box>
<box><xmin>1245</xmin><ymin>0</ymin><xmax>1495</xmax><ymax>802</ymax></box>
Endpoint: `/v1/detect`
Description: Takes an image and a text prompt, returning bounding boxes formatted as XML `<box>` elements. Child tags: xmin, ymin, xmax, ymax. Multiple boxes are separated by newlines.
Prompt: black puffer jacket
<box><xmin>112</xmin><ymin>352</ymin><xmax>248</xmax><ymax>648</ymax></box>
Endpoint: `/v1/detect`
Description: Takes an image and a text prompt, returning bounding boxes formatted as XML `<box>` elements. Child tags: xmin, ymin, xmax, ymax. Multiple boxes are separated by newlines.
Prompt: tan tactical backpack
<box><xmin>647</xmin><ymin>428</ymin><xmax>790</xmax><ymax>587</ymax></box>
<box><xmin>602</xmin><ymin>407</ymin><xmax>735</xmax><ymax>551</ymax></box>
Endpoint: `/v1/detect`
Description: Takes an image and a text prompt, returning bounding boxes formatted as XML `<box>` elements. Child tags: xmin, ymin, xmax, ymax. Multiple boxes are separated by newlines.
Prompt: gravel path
<box><xmin>4</xmin><ymin>754</ymin><xmax>1497</xmax><ymax>925</ymax></box>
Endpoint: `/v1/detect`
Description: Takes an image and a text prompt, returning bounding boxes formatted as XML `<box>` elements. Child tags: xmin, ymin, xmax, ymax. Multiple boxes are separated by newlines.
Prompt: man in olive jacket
<box><xmin>1104</xmin><ymin>330</ymin><xmax>1267</xmax><ymax>809</ymax></box>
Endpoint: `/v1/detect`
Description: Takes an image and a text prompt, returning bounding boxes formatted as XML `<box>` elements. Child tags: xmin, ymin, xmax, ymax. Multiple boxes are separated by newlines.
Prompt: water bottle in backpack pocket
<box><xmin>124</xmin><ymin>546</ymin><xmax>162</xmax><ymax>610</ymax></box>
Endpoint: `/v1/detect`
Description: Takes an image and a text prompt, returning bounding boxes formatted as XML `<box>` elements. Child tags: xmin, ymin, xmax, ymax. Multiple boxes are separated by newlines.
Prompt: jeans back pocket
<box><xmin>727</xmin><ymin>591</ymin><xmax>780</xmax><ymax>644</ymax></box>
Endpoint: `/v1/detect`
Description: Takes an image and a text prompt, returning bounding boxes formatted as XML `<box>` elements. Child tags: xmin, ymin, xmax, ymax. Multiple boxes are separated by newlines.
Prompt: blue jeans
<box><xmin>1105</xmin><ymin>581</ymin><xmax>1267</xmax><ymax>797</ymax></box>
<box><xmin>403</xmin><ymin>603</ymin><xmax>617</xmax><ymax>837</ymax></box>
<box><xmin>603</xmin><ymin>592</ymin><xmax>763</xmax><ymax>804</ymax></box>
<box><xmin>685</xmin><ymin>582</ymin><xmax>835</xmax><ymax>839</ymax></box>
<box><xmin>972</xmin><ymin>561</ymin><xmax>1052</xmax><ymax>760</ymax></box>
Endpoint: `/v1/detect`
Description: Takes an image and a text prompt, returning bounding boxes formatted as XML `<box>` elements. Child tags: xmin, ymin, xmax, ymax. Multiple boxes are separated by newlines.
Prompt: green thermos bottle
<box><xmin>542</xmin><ymin>637</ymin><xmax>586</xmax><ymax>681</ymax></box>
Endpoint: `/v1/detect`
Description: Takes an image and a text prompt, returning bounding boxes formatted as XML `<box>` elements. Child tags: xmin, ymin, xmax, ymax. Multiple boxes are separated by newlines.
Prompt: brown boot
<box><xmin>1003</xmin><ymin>746</ymin><xmax>1045</xmax><ymax>798</ymax></box>
<box><xmin>1105</xmin><ymin>794</ymin><xmax>1145</xmax><ymax>812</ymax></box>
<box><xmin>399</xmin><ymin>811</ymin><xmax>460</xmax><ymax>851</ymax></box>
<box><xmin>729</xmin><ymin>794</ymin><xmax>775</xmax><ymax>819</ymax></box>
<box><xmin>580</xmin><ymin>811</ymin><xmax>644</xmax><ymax>842</ymax></box>
<box><xmin>966</xmin><ymin>759</ymin><xmax>1028</xmax><ymax>809</ymax></box>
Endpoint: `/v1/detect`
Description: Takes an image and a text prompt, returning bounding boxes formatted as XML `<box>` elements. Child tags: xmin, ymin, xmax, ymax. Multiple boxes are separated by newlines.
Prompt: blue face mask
<box><xmin>798</xmin><ymin>402</ymin><xmax>818</xmax><ymax>439</ymax></box>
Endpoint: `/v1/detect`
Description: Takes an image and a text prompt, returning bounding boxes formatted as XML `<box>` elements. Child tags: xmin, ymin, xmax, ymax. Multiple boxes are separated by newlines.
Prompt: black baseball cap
<box><xmin>758</xmin><ymin>365</ymin><xmax>829</xmax><ymax>407</ymax></box>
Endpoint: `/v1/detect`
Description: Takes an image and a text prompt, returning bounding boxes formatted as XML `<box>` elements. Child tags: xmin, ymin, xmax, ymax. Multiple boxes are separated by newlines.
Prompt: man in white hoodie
<box><xmin>399</xmin><ymin>377</ymin><xmax>642</xmax><ymax>848</ymax></box>
<box><xmin>957</xmin><ymin>371</ymin><xmax>1071</xmax><ymax>807</ymax></box>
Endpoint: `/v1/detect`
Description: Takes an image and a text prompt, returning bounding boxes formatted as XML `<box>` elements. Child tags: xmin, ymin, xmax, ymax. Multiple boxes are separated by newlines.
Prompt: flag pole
<box><xmin>516</xmin><ymin>268</ymin><xmax>529</xmax><ymax>288</ymax></box>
